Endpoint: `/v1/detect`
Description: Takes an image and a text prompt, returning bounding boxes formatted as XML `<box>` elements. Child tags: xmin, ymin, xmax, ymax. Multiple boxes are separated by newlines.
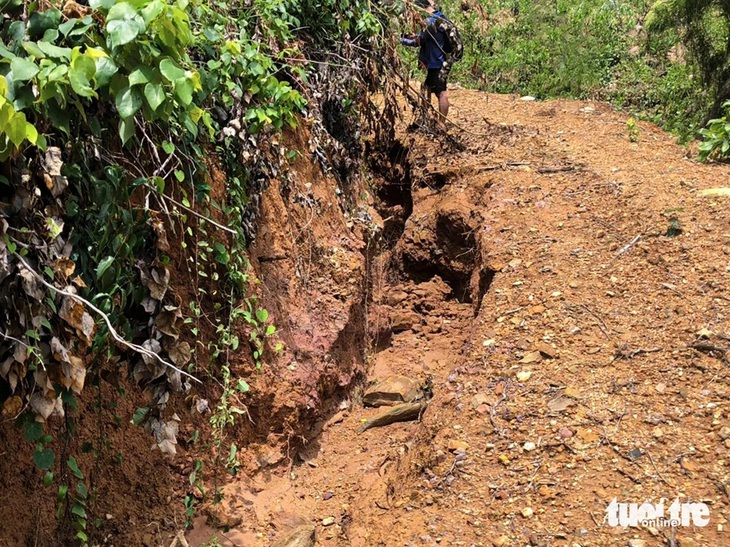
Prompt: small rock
<box><xmin>516</xmin><ymin>370</ymin><xmax>533</xmax><ymax>382</ymax></box>
<box><xmin>363</xmin><ymin>375</ymin><xmax>421</xmax><ymax>407</ymax></box>
<box><xmin>679</xmin><ymin>538</ymin><xmax>696</xmax><ymax>547</ymax></box>
<box><xmin>559</xmin><ymin>427</ymin><xmax>574</xmax><ymax>439</ymax></box>
<box><xmin>475</xmin><ymin>403</ymin><xmax>489</xmax><ymax>414</ymax></box>
<box><xmin>627</xmin><ymin>540</ymin><xmax>646</xmax><ymax>547</ymax></box>
<box><xmin>655</xmin><ymin>383</ymin><xmax>667</xmax><ymax>394</ymax></box>
<box><xmin>272</xmin><ymin>525</ymin><xmax>316</xmax><ymax>547</ymax></box>
<box><xmin>323</xmin><ymin>491</ymin><xmax>334</xmax><ymax>500</ymax></box>
<box><xmin>718</xmin><ymin>426</ymin><xmax>730</xmax><ymax>441</ymax></box>
<box><xmin>521</xmin><ymin>507</ymin><xmax>534</xmax><ymax>518</ymax></box>
<box><xmin>520</xmin><ymin>352</ymin><xmax>541</xmax><ymax>364</ymax></box>
<box><xmin>448</xmin><ymin>440</ymin><xmax>469</xmax><ymax>452</ymax></box>
<box><xmin>535</xmin><ymin>341</ymin><xmax>557</xmax><ymax>358</ymax></box>
<box><xmin>493</xmin><ymin>536</ymin><xmax>510</xmax><ymax>547</ymax></box>
<box><xmin>322</xmin><ymin>516</ymin><xmax>336</xmax><ymax>526</ymax></box>
<box><xmin>653</xmin><ymin>427</ymin><xmax>664</xmax><ymax>439</ymax></box>
<box><xmin>523</xmin><ymin>442</ymin><xmax>537</xmax><ymax>452</ymax></box>
<box><xmin>521</xmin><ymin>95</ymin><xmax>536</xmax><ymax>101</ymax></box>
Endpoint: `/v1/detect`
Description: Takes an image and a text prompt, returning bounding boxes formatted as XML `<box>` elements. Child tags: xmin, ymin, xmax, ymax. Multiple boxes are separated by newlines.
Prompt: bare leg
<box><xmin>438</xmin><ymin>90</ymin><xmax>449</xmax><ymax>117</ymax></box>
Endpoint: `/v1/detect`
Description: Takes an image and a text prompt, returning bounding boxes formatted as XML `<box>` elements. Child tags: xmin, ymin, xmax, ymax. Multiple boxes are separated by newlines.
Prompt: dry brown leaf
<box><xmin>140</xmin><ymin>265</ymin><xmax>170</xmax><ymax>301</ymax></box>
<box><xmin>59</xmin><ymin>295</ymin><xmax>96</xmax><ymax>345</ymax></box>
<box><xmin>2</xmin><ymin>395</ymin><xmax>22</xmax><ymax>416</ymax></box>
<box><xmin>52</xmin><ymin>257</ymin><xmax>76</xmax><ymax>279</ymax></box>
<box><xmin>155</xmin><ymin>305</ymin><xmax>182</xmax><ymax>339</ymax></box>
<box><xmin>169</xmin><ymin>342</ymin><xmax>192</xmax><ymax>366</ymax></box>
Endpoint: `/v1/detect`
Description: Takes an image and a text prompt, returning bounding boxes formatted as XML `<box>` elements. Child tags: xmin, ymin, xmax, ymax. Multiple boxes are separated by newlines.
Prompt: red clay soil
<box><xmin>190</xmin><ymin>90</ymin><xmax>730</xmax><ymax>547</ymax></box>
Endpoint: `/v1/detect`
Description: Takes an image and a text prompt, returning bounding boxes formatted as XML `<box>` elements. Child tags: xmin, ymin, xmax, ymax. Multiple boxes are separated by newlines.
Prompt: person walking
<box><xmin>400</xmin><ymin>0</ymin><xmax>451</xmax><ymax>117</ymax></box>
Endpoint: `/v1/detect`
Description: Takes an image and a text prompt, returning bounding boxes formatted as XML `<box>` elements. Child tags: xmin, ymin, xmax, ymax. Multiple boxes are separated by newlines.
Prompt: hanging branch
<box><xmin>14</xmin><ymin>254</ymin><xmax>202</xmax><ymax>384</ymax></box>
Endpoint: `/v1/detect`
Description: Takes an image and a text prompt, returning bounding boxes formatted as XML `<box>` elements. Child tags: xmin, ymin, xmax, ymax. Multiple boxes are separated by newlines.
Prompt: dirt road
<box><xmin>192</xmin><ymin>90</ymin><xmax>730</xmax><ymax>547</ymax></box>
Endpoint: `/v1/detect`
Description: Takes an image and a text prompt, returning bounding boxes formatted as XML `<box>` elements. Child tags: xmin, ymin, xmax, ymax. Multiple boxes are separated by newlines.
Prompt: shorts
<box><xmin>424</xmin><ymin>68</ymin><xmax>448</xmax><ymax>96</ymax></box>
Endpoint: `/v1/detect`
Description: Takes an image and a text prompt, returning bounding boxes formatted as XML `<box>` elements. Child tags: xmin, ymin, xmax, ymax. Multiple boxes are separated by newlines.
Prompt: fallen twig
<box><xmin>614</xmin><ymin>234</ymin><xmax>641</xmax><ymax>258</ymax></box>
<box><xmin>646</xmin><ymin>450</ymin><xmax>669</xmax><ymax>485</ymax></box>
<box><xmin>15</xmin><ymin>255</ymin><xmax>201</xmax><ymax>384</ymax></box>
<box><xmin>169</xmin><ymin>531</ymin><xmax>190</xmax><ymax>547</ymax></box>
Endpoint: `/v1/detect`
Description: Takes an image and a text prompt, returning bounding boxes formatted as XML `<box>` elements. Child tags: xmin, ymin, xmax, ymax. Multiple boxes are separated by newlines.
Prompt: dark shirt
<box><xmin>401</xmin><ymin>10</ymin><xmax>447</xmax><ymax>70</ymax></box>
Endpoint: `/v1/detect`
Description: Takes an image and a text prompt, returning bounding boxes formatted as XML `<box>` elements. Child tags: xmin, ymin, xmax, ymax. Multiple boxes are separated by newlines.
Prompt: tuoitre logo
<box><xmin>605</xmin><ymin>498</ymin><xmax>710</xmax><ymax>528</ymax></box>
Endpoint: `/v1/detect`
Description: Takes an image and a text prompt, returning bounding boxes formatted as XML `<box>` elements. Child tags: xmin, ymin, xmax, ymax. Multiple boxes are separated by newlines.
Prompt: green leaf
<box><xmin>89</xmin><ymin>0</ymin><xmax>115</xmax><ymax>10</ymax></box>
<box><xmin>96</xmin><ymin>256</ymin><xmax>114</xmax><ymax>279</ymax></box>
<box><xmin>71</xmin><ymin>504</ymin><xmax>87</xmax><ymax>519</ymax></box>
<box><xmin>106</xmin><ymin>19</ymin><xmax>143</xmax><ymax>49</ymax></box>
<box><xmin>94</xmin><ymin>57</ymin><xmax>118</xmax><ymax>88</ymax></box>
<box><xmin>236</xmin><ymin>379</ymin><xmax>250</xmax><ymax>393</ymax></box>
<box><xmin>6</xmin><ymin>112</ymin><xmax>27</xmax><ymax>147</ymax></box>
<box><xmin>37</xmin><ymin>42</ymin><xmax>72</xmax><ymax>60</ymax></box>
<box><xmin>174</xmin><ymin>169</ymin><xmax>185</xmax><ymax>182</ymax></box>
<box><xmin>76</xmin><ymin>481</ymin><xmax>88</xmax><ymax>499</ymax></box>
<box><xmin>265</xmin><ymin>324</ymin><xmax>276</xmax><ymax>336</ymax></box>
<box><xmin>153</xmin><ymin>175</ymin><xmax>165</xmax><ymax>193</ymax></box>
<box><xmin>159</xmin><ymin>58</ymin><xmax>185</xmax><ymax>81</ymax></box>
<box><xmin>141</xmin><ymin>0</ymin><xmax>165</xmax><ymax>25</ymax></box>
<box><xmin>115</xmin><ymin>86</ymin><xmax>141</xmax><ymax>118</ymax></box>
<box><xmin>69</xmin><ymin>69</ymin><xmax>96</xmax><ymax>98</ymax></box>
<box><xmin>255</xmin><ymin>308</ymin><xmax>269</xmax><ymax>323</ymax></box>
<box><xmin>131</xmin><ymin>406</ymin><xmax>149</xmax><ymax>426</ymax></box>
<box><xmin>58</xmin><ymin>19</ymin><xmax>77</xmax><ymax>37</ymax></box>
<box><xmin>24</xmin><ymin>420</ymin><xmax>43</xmax><ymax>442</ymax></box>
<box><xmin>67</xmin><ymin>456</ymin><xmax>84</xmax><ymax>479</ymax></box>
<box><xmin>24</xmin><ymin>122</ymin><xmax>38</xmax><ymax>145</ymax></box>
<box><xmin>22</xmin><ymin>41</ymin><xmax>46</xmax><ymax>59</ymax></box>
<box><xmin>119</xmin><ymin>116</ymin><xmax>135</xmax><ymax>145</ymax></box>
<box><xmin>144</xmin><ymin>82</ymin><xmax>165</xmax><ymax>111</ymax></box>
<box><xmin>34</xmin><ymin>448</ymin><xmax>55</xmax><ymax>470</ymax></box>
<box><xmin>28</xmin><ymin>9</ymin><xmax>61</xmax><ymax>39</ymax></box>
<box><xmin>43</xmin><ymin>471</ymin><xmax>54</xmax><ymax>487</ymax></box>
<box><xmin>58</xmin><ymin>484</ymin><xmax>68</xmax><ymax>502</ymax></box>
<box><xmin>162</xmin><ymin>140</ymin><xmax>175</xmax><ymax>154</ymax></box>
<box><xmin>10</xmin><ymin>57</ymin><xmax>39</xmax><ymax>82</ymax></box>
<box><xmin>128</xmin><ymin>68</ymin><xmax>149</xmax><ymax>86</ymax></box>
<box><xmin>174</xmin><ymin>77</ymin><xmax>193</xmax><ymax>105</ymax></box>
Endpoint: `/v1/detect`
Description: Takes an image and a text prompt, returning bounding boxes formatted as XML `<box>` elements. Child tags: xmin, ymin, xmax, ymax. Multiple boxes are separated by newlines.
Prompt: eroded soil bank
<box><xmin>189</xmin><ymin>89</ymin><xmax>730</xmax><ymax>547</ymax></box>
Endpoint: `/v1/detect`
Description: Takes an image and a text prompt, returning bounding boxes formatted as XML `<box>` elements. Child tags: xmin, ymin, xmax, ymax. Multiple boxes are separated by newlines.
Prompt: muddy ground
<box><xmin>187</xmin><ymin>89</ymin><xmax>730</xmax><ymax>547</ymax></box>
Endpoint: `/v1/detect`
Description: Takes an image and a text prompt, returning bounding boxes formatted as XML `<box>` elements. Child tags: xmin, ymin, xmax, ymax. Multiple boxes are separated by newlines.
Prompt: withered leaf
<box><xmin>140</xmin><ymin>265</ymin><xmax>170</xmax><ymax>301</ymax></box>
<box><xmin>168</xmin><ymin>341</ymin><xmax>191</xmax><ymax>366</ymax></box>
<box><xmin>42</xmin><ymin>147</ymin><xmax>69</xmax><ymax>197</ymax></box>
<box><xmin>19</xmin><ymin>267</ymin><xmax>44</xmax><ymax>301</ymax></box>
<box><xmin>141</xmin><ymin>297</ymin><xmax>157</xmax><ymax>314</ymax></box>
<box><xmin>59</xmin><ymin>295</ymin><xmax>96</xmax><ymax>346</ymax></box>
<box><xmin>30</xmin><ymin>393</ymin><xmax>62</xmax><ymax>422</ymax></box>
<box><xmin>51</xmin><ymin>337</ymin><xmax>86</xmax><ymax>394</ymax></box>
<box><xmin>2</xmin><ymin>395</ymin><xmax>22</xmax><ymax>417</ymax></box>
<box><xmin>155</xmin><ymin>306</ymin><xmax>181</xmax><ymax>339</ymax></box>
<box><xmin>51</xmin><ymin>258</ymin><xmax>76</xmax><ymax>279</ymax></box>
